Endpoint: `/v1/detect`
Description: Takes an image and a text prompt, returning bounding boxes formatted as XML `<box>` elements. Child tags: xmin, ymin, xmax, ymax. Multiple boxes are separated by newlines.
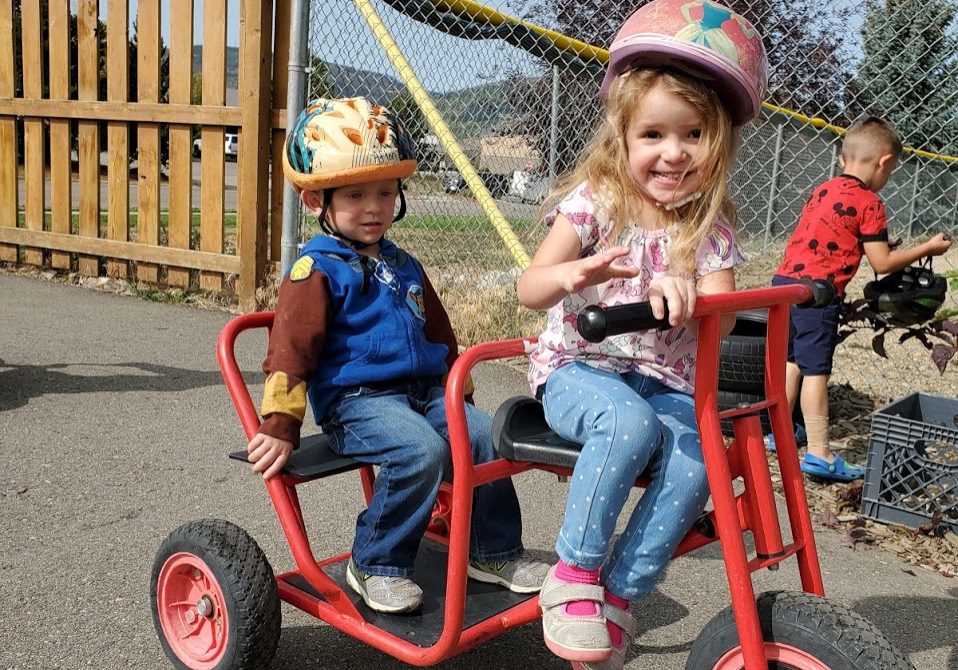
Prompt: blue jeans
<box><xmin>322</xmin><ymin>377</ymin><xmax>524</xmax><ymax>578</ymax></box>
<box><xmin>542</xmin><ymin>362</ymin><xmax>709</xmax><ymax>600</ymax></box>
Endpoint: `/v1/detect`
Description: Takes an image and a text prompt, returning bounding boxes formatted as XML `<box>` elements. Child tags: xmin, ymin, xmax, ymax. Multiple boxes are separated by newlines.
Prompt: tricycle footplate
<box><xmin>282</xmin><ymin>539</ymin><xmax>535</xmax><ymax>647</ymax></box>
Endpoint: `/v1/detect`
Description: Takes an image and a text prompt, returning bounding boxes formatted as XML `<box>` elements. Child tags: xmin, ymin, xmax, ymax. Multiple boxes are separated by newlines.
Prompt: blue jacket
<box><xmin>297</xmin><ymin>235</ymin><xmax>451</xmax><ymax>421</ymax></box>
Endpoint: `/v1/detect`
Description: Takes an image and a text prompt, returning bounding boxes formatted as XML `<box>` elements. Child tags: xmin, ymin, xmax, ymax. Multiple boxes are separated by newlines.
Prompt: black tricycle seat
<box><xmin>229</xmin><ymin>433</ymin><xmax>361</xmax><ymax>480</ymax></box>
<box><xmin>492</xmin><ymin>396</ymin><xmax>584</xmax><ymax>469</ymax></box>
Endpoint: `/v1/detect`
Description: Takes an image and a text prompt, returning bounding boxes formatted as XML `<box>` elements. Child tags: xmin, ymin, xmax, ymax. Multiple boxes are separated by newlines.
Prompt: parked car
<box><xmin>441</xmin><ymin>170</ymin><xmax>510</xmax><ymax>198</ymax></box>
<box><xmin>508</xmin><ymin>169</ymin><xmax>549</xmax><ymax>204</ymax></box>
<box><xmin>192</xmin><ymin>133</ymin><xmax>238</xmax><ymax>160</ymax></box>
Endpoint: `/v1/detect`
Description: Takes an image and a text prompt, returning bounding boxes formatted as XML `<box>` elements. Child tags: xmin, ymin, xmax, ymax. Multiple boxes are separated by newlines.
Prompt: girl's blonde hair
<box><xmin>542</xmin><ymin>68</ymin><xmax>739</xmax><ymax>276</ymax></box>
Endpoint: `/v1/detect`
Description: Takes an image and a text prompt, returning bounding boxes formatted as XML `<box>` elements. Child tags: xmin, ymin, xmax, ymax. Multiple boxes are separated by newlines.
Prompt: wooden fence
<box><xmin>0</xmin><ymin>0</ymin><xmax>291</xmax><ymax>311</ymax></box>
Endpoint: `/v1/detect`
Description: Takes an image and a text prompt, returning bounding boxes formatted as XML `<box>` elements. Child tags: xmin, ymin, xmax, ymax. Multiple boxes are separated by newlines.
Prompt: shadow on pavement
<box><xmin>0</xmin><ymin>360</ymin><xmax>253</xmax><ymax>412</ymax></box>
<box><xmin>632</xmin><ymin>589</ymin><xmax>695</xmax><ymax>657</ymax></box>
<box><xmin>855</xmin><ymin>589</ymin><xmax>958</xmax><ymax>667</ymax></box>
<box><xmin>270</xmin><ymin>621</ymin><xmax>568</xmax><ymax>669</ymax></box>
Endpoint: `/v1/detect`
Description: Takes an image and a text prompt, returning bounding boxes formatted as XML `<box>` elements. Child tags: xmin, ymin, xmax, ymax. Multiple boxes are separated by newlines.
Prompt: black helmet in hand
<box><xmin>863</xmin><ymin>257</ymin><xmax>947</xmax><ymax>327</ymax></box>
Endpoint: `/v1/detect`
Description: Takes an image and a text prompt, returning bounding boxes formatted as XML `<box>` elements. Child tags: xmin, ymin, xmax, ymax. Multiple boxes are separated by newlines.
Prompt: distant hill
<box><xmin>192</xmin><ymin>45</ymin><xmax>241</xmax><ymax>88</ymax></box>
<box><xmin>190</xmin><ymin>47</ymin><xmax>524</xmax><ymax>135</ymax></box>
<box><xmin>323</xmin><ymin>62</ymin><xmax>406</xmax><ymax>100</ymax></box>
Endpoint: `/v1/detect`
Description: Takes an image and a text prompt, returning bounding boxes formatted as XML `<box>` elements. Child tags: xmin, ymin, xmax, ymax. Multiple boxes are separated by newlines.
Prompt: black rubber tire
<box><xmin>718</xmin><ymin>310</ymin><xmax>768</xmax><ymax>394</ymax></box>
<box><xmin>686</xmin><ymin>590</ymin><xmax>915</xmax><ymax>670</ymax></box>
<box><xmin>151</xmin><ymin>519</ymin><xmax>281</xmax><ymax>670</ymax></box>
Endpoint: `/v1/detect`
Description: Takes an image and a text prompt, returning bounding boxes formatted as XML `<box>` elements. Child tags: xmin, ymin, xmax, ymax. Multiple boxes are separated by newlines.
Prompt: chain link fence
<box><xmin>301</xmin><ymin>0</ymin><xmax>958</xmax><ymax>388</ymax></box>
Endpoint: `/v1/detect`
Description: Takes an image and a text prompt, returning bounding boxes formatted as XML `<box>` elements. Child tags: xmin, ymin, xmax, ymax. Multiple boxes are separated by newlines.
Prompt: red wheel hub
<box><xmin>712</xmin><ymin>643</ymin><xmax>833</xmax><ymax>670</ymax></box>
<box><xmin>156</xmin><ymin>552</ymin><xmax>229</xmax><ymax>669</ymax></box>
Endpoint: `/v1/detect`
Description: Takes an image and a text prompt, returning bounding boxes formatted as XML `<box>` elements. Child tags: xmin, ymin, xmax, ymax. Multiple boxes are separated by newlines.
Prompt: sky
<box><xmin>92</xmin><ymin>0</ymin><xmax>242</xmax><ymax>48</ymax></box>
<box><xmin>89</xmin><ymin>0</ymin><xmax>540</xmax><ymax>93</ymax></box>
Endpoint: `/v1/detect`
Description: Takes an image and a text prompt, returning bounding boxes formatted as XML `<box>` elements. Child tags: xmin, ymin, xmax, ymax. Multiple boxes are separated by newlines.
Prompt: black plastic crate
<box><xmin>861</xmin><ymin>393</ymin><xmax>958</xmax><ymax>532</ymax></box>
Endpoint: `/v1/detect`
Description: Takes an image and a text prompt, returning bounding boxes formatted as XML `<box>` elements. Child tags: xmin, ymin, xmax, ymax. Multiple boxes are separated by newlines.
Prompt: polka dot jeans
<box><xmin>542</xmin><ymin>362</ymin><xmax>709</xmax><ymax>600</ymax></box>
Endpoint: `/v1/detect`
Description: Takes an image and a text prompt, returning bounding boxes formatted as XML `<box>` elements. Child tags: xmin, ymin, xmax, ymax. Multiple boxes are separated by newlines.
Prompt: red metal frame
<box><xmin>215</xmin><ymin>284</ymin><xmax>824</xmax><ymax>669</ymax></box>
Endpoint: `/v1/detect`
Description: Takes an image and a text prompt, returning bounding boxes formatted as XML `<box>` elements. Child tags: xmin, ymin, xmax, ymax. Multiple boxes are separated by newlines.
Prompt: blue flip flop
<box><xmin>800</xmin><ymin>453</ymin><xmax>865</xmax><ymax>482</ymax></box>
<box><xmin>766</xmin><ymin>424</ymin><xmax>807</xmax><ymax>453</ymax></box>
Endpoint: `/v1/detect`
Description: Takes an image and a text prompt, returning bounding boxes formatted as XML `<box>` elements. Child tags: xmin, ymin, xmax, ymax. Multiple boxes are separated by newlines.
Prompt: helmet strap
<box><xmin>393</xmin><ymin>180</ymin><xmax>407</xmax><ymax>222</ymax></box>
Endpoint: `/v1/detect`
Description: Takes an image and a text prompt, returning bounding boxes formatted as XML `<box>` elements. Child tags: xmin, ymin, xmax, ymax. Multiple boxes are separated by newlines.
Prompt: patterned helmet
<box><xmin>864</xmin><ymin>259</ymin><xmax>947</xmax><ymax>327</ymax></box>
<box><xmin>283</xmin><ymin>97</ymin><xmax>417</xmax><ymax>191</ymax></box>
<box><xmin>599</xmin><ymin>0</ymin><xmax>768</xmax><ymax>126</ymax></box>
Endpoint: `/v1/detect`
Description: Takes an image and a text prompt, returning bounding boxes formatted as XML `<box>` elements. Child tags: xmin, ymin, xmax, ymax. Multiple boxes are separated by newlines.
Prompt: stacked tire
<box><xmin>717</xmin><ymin>310</ymin><xmax>801</xmax><ymax>436</ymax></box>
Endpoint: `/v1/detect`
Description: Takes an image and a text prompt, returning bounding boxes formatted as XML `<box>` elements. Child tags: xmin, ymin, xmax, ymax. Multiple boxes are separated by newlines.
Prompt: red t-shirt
<box><xmin>775</xmin><ymin>175</ymin><xmax>888</xmax><ymax>296</ymax></box>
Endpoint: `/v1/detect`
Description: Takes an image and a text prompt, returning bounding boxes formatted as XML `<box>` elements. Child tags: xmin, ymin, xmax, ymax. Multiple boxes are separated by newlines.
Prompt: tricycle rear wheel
<box><xmin>686</xmin><ymin>590</ymin><xmax>914</xmax><ymax>670</ymax></box>
<box><xmin>151</xmin><ymin>519</ymin><xmax>281</xmax><ymax>670</ymax></box>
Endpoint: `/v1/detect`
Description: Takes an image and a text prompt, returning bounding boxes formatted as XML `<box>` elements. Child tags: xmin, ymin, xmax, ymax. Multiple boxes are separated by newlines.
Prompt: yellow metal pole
<box><xmin>351</xmin><ymin>0</ymin><xmax>532</xmax><ymax>268</ymax></box>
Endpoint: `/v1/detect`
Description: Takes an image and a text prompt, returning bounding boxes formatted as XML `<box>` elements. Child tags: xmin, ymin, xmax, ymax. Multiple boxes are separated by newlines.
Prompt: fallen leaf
<box><xmin>819</xmin><ymin>507</ymin><xmax>841</xmax><ymax>529</ymax></box>
<box><xmin>918</xmin><ymin>512</ymin><xmax>943</xmax><ymax>536</ymax></box>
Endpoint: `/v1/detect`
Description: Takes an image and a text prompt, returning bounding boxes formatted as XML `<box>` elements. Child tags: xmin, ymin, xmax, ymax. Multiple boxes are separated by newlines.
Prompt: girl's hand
<box><xmin>247</xmin><ymin>433</ymin><xmax>293</xmax><ymax>480</ymax></box>
<box><xmin>562</xmin><ymin>245</ymin><xmax>640</xmax><ymax>293</ymax></box>
<box><xmin>648</xmin><ymin>276</ymin><xmax>697</xmax><ymax>327</ymax></box>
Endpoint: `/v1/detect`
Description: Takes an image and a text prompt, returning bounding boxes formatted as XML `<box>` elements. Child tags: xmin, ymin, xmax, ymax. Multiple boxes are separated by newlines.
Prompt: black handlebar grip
<box><xmin>797</xmin><ymin>278</ymin><xmax>836</xmax><ymax>308</ymax></box>
<box><xmin>577</xmin><ymin>303</ymin><xmax>671</xmax><ymax>343</ymax></box>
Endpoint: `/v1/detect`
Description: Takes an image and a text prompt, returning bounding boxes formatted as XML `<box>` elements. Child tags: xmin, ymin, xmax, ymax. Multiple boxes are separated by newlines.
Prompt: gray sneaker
<box><xmin>467</xmin><ymin>553</ymin><xmax>551</xmax><ymax>593</ymax></box>
<box><xmin>346</xmin><ymin>558</ymin><xmax>423</xmax><ymax>613</ymax></box>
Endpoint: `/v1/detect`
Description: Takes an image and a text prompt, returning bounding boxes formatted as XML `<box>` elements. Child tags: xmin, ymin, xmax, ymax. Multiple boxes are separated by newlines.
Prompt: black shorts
<box><xmin>772</xmin><ymin>275</ymin><xmax>840</xmax><ymax>376</ymax></box>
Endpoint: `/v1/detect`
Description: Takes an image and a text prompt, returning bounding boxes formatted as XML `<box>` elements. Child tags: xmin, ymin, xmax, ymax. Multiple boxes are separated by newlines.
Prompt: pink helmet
<box><xmin>599</xmin><ymin>0</ymin><xmax>768</xmax><ymax>126</ymax></box>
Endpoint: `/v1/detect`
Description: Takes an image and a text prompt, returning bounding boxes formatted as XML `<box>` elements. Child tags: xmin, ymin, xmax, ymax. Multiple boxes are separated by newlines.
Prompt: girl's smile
<box><xmin>625</xmin><ymin>82</ymin><xmax>705</xmax><ymax>208</ymax></box>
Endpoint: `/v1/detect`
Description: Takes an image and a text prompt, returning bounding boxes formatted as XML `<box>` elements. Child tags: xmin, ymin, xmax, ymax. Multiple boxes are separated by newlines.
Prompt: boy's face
<box><xmin>305</xmin><ymin>179</ymin><xmax>399</xmax><ymax>248</ymax></box>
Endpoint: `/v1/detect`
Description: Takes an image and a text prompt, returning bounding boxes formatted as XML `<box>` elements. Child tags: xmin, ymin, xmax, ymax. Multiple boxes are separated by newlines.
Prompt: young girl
<box><xmin>515</xmin><ymin>1</ymin><xmax>767</xmax><ymax>667</ymax></box>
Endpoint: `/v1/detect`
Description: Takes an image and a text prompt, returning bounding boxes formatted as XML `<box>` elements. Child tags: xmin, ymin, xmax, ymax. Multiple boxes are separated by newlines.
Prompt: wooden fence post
<box><xmin>136</xmin><ymin>0</ymin><xmax>161</xmax><ymax>284</ymax></box>
<box><xmin>106</xmin><ymin>0</ymin><xmax>130</xmax><ymax>281</ymax></box>
<box><xmin>167</xmin><ymin>0</ymin><xmax>196</xmax><ymax>288</ymax></box>
<box><xmin>49</xmin><ymin>1</ymin><xmax>72</xmax><ymax>271</ymax></box>
<box><xmin>21</xmin><ymin>2</ymin><xmax>44</xmax><ymax>267</ymax></box>
<box><xmin>236</xmin><ymin>0</ymin><xmax>273</xmax><ymax>310</ymax></box>
<box><xmin>78</xmin><ymin>0</ymin><xmax>101</xmax><ymax>278</ymax></box>
<box><xmin>0</xmin><ymin>4</ymin><xmax>18</xmax><ymax>263</ymax></box>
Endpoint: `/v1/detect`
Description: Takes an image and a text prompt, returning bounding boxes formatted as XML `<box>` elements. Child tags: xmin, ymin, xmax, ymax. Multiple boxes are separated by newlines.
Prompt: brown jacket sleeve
<box><xmin>258</xmin><ymin>269</ymin><xmax>331</xmax><ymax>447</ymax></box>
<box><xmin>421</xmin><ymin>270</ymin><xmax>474</xmax><ymax>396</ymax></box>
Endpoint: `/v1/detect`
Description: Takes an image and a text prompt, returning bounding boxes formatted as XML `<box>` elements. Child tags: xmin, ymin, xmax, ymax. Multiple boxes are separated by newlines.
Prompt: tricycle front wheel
<box><xmin>686</xmin><ymin>590</ymin><xmax>914</xmax><ymax>670</ymax></box>
<box><xmin>150</xmin><ymin>519</ymin><xmax>281</xmax><ymax>670</ymax></box>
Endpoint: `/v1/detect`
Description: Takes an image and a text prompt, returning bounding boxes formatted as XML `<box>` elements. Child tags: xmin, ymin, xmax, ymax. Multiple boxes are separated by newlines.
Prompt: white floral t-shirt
<box><xmin>528</xmin><ymin>182</ymin><xmax>743</xmax><ymax>395</ymax></box>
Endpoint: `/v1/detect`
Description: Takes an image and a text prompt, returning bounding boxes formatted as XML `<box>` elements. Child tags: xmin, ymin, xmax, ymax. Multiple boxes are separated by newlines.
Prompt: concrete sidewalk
<box><xmin>0</xmin><ymin>272</ymin><xmax>955</xmax><ymax>669</ymax></box>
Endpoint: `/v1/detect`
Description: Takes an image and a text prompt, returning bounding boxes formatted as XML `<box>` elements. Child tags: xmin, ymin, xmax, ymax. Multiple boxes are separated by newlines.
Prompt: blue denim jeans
<box><xmin>322</xmin><ymin>377</ymin><xmax>524</xmax><ymax>578</ymax></box>
<box><xmin>542</xmin><ymin>362</ymin><xmax>709</xmax><ymax>600</ymax></box>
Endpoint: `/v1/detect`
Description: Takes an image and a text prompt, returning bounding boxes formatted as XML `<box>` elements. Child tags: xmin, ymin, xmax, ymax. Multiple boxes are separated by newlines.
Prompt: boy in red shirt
<box><xmin>772</xmin><ymin>117</ymin><xmax>951</xmax><ymax>481</ymax></box>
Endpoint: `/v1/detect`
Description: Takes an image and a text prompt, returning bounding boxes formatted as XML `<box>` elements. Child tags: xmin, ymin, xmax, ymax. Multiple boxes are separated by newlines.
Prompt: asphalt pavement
<box><xmin>1</xmin><ymin>272</ymin><xmax>955</xmax><ymax>670</ymax></box>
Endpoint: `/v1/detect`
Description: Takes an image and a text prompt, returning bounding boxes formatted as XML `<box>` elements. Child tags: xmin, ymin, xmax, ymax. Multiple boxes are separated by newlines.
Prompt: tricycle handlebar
<box><xmin>576</xmin><ymin>279</ymin><xmax>834</xmax><ymax>343</ymax></box>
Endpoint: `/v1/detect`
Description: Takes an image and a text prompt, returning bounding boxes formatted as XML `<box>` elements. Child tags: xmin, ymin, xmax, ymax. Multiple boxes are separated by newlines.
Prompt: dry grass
<box><xmin>439</xmin><ymin>282</ymin><xmax>545</xmax><ymax>346</ymax></box>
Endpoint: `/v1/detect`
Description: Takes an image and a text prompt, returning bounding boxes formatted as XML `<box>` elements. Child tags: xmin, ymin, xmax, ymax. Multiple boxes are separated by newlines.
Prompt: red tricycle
<box><xmin>150</xmin><ymin>282</ymin><xmax>913</xmax><ymax>670</ymax></box>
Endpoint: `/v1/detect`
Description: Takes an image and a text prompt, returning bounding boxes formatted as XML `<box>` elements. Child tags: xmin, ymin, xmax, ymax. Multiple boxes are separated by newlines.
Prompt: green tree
<box><xmin>851</xmin><ymin>0</ymin><xmax>958</xmax><ymax>153</ymax></box>
<box><xmin>12</xmin><ymin>4</ymin><xmax>173</xmax><ymax>161</ymax></box>
<box><xmin>508</xmin><ymin>0</ymin><xmax>855</xmax><ymax>178</ymax></box>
